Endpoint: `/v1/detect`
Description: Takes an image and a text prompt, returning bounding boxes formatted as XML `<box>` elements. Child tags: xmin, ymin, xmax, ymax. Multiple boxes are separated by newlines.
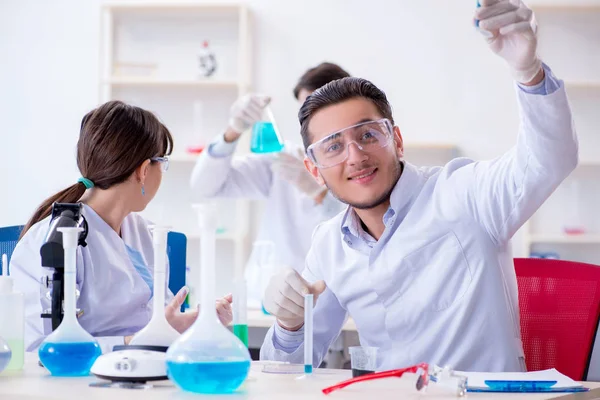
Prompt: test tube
<box><xmin>304</xmin><ymin>294</ymin><xmax>313</xmax><ymax>375</ymax></box>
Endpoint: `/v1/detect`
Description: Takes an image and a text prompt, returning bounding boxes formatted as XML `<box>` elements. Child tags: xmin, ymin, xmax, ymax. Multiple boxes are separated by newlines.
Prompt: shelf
<box><xmin>103</xmin><ymin>2</ymin><xmax>244</xmax><ymax>12</ymax></box>
<box><xmin>183</xmin><ymin>231</ymin><xmax>244</xmax><ymax>241</ymax></box>
<box><xmin>565</xmin><ymin>81</ymin><xmax>600</xmax><ymax>89</ymax></box>
<box><xmin>106</xmin><ymin>77</ymin><xmax>240</xmax><ymax>88</ymax></box>
<box><xmin>170</xmin><ymin>153</ymin><xmax>201</xmax><ymax>163</ymax></box>
<box><xmin>528</xmin><ymin>234</ymin><xmax>600</xmax><ymax>244</ymax></box>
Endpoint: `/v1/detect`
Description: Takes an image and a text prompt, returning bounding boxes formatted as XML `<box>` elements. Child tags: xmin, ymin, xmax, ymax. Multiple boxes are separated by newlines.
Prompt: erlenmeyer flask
<box><xmin>129</xmin><ymin>226</ymin><xmax>180</xmax><ymax>346</ymax></box>
<box><xmin>253</xmin><ymin>241</ymin><xmax>276</xmax><ymax>315</ymax></box>
<box><xmin>166</xmin><ymin>203</ymin><xmax>251</xmax><ymax>394</ymax></box>
<box><xmin>38</xmin><ymin>227</ymin><xmax>101</xmax><ymax>376</ymax></box>
<box><xmin>250</xmin><ymin>106</ymin><xmax>284</xmax><ymax>154</ymax></box>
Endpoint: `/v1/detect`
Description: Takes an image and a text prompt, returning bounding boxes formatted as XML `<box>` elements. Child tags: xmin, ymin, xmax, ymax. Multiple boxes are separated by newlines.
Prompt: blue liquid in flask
<box><xmin>38</xmin><ymin>341</ymin><xmax>101</xmax><ymax>376</ymax></box>
<box><xmin>250</xmin><ymin>122</ymin><xmax>284</xmax><ymax>154</ymax></box>
<box><xmin>167</xmin><ymin>359</ymin><xmax>250</xmax><ymax>394</ymax></box>
<box><xmin>0</xmin><ymin>351</ymin><xmax>11</xmax><ymax>372</ymax></box>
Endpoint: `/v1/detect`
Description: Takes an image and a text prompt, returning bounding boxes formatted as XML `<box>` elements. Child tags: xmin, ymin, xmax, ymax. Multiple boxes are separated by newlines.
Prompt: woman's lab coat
<box><xmin>260</xmin><ymin>70</ymin><xmax>579</xmax><ymax>372</ymax></box>
<box><xmin>10</xmin><ymin>204</ymin><xmax>172</xmax><ymax>353</ymax></box>
<box><xmin>190</xmin><ymin>140</ymin><xmax>344</xmax><ymax>306</ymax></box>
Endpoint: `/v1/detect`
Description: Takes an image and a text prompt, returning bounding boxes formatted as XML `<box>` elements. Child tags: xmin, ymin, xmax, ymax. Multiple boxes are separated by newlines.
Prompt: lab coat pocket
<box><xmin>398</xmin><ymin>232</ymin><xmax>472</xmax><ymax>312</ymax></box>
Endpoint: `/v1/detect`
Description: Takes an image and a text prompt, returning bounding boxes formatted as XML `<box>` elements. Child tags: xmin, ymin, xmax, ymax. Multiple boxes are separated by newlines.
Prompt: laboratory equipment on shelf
<box><xmin>38</xmin><ymin>227</ymin><xmax>101</xmax><ymax>377</ymax></box>
<box><xmin>0</xmin><ymin>253</ymin><xmax>24</xmax><ymax>371</ymax></box>
<box><xmin>90</xmin><ymin>226</ymin><xmax>179</xmax><ymax>386</ymax></box>
<box><xmin>40</xmin><ymin>203</ymin><xmax>88</xmax><ymax>331</ymax></box>
<box><xmin>166</xmin><ymin>203</ymin><xmax>251</xmax><ymax>394</ymax></box>
<box><xmin>250</xmin><ymin>106</ymin><xmax>284</xmax><ymax>154</ymax></box>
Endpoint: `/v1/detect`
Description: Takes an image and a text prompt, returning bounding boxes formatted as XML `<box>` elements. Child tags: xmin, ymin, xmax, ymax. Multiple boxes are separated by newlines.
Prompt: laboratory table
<box><xmin>1</xmin><ymin>354</ymin><xmax>599</xmax><ymax>400</ymax></box>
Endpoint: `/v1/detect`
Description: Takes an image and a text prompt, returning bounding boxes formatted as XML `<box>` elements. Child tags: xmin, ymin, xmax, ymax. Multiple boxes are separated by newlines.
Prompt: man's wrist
<box><xmin>224</xmin><ymin>127</ymin><xmax>242</xmax><ymax>143</ymax></box>
<box><xmin>277</xmin><ymin>319</ymin><xmax>304</xmax><ymax>332</ymax></box>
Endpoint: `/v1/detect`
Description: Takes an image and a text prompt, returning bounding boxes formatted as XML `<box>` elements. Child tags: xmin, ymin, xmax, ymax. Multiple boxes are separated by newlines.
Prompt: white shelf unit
<box><xmin>519</xmin><ymin>3</ymin><xmax>600</xmax><ymax>264</ymax></box>
<box><xmin>100</xmin><ymin>2</ymin><xmax>252</xmax><ymax>303</ymax></box>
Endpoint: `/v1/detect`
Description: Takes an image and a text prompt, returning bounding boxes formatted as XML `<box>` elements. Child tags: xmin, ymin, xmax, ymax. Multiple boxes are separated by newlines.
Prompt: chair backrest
<box><xmin>0</xmin><ymin>225</ymin><xmax>186</xmax><ymax>302</ymax></box>
<box><xmin>515</xmin><ymin>257</ymin><xmax>600</xmax><ymax>381</ymax></box>
<box><xmin>0</xmin><ymin>225</ymin><xmax>24</xmax><ymax>274</ymax></box>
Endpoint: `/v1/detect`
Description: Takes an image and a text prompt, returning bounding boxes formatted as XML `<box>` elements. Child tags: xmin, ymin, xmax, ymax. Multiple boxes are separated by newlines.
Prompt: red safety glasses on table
<box><xmin>322</xmin><ymin>363</ymin><xmax>430</xmax><ymax>395</ymax></box>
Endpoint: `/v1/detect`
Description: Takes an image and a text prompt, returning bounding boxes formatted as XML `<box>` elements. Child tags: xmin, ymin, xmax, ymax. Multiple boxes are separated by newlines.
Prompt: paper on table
<box><xmin>458</xmin><ymin>369</ymin><xmax>583</xmax><ymax>389</ymax></box>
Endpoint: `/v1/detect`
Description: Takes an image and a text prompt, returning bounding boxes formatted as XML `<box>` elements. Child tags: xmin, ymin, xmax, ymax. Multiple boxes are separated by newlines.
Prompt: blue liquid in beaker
<box><xmin>38</xmin><ymin>341</ymin><xmax>101</xmax><ymax>376</ymax></box>
<box><xmin>0</xmin><ymin>351</ymin><xmax>11</xmax><ymax>372</ymax></box>
<box><xmin>250</xmin><ymin>122</ymin><xmax>284</xmax><ymax>154</ymax></box>
<box><xmin>167</xmin><ymin>360</ymin><xmax>250</xmax><ymax>394</ymax></box>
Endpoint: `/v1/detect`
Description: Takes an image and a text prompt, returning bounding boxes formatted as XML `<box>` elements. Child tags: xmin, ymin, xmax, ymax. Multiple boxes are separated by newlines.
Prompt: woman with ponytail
<box><xmin>11</xmin><ymin>101</ymin><xmax>232</xmax><ymax>353</ymax></box>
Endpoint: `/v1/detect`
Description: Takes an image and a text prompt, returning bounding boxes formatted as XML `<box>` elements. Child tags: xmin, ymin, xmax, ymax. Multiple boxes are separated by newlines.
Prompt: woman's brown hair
<box><xmin>20</xmin><ymin>100</ymin><xmax>173</xmax><ymax>238</ymax></box>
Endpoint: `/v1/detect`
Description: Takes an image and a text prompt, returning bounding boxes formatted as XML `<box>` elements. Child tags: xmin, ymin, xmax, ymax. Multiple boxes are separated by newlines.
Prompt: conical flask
<box><xmin>166</xmin><ymin>203</ymin><xmax>251</xmax><ymax>394</ymax></box>
<box><xmin>38</xmin><ymin>227</ymin><xmax>101</xmax><ymax>376</ymax></box>
<box><xmin>130</xmin><ymin>226</ymin><xmax>180</xmax><ymax>346</ymax></box>
<box><xmin>250</xmin><ymin>105</ymin><xmax>284</xmax><ymax>154</ymax></box>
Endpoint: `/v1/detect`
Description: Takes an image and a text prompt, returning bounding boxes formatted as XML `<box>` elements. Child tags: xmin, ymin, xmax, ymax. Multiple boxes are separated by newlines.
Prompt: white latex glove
<box><xmin>228</xmin><ymin>94</ymin><xmax>270</xmax><ymax>134</ymax></box>
<box><xmin>263</xmin><ymin>268</ymin><xmax>327</xmax><ymax>330</ymax></box>
<box><xmin>272</xmin><ymin>148</ymin><xmax>325</xmax><ymax>199</ymax></box>
<box><xmin>476</xmin><ymin>0</ymin><xmax>542</xmax><ymax>84</ymax></box>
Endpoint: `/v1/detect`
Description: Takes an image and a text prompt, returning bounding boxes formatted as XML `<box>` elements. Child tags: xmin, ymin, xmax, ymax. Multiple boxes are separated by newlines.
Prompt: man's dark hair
<box><xmin>293</xmin><ymin>62</ymin><xmax>351</xmax><ymax>100</ymax></box>
<box><xmin>298</xmin><ymin>77</ymin><xmax>394</xmax><ymax>150</ymax></box>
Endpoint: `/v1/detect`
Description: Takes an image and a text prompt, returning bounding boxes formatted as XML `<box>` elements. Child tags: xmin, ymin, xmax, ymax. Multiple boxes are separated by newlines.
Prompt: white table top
<box><xmin>1</xmin><ymin>354</ymin><xmax>598</xmax><ymax>400</ymax></box>
<box><xmin>246</xmin><ymin>309</ymin><xmax>357</xmax><ymax>332</ymax></box>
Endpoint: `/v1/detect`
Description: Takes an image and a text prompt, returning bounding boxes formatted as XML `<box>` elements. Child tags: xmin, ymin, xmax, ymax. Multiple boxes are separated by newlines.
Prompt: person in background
<box><xmin>11</xmin><ymin>101</ymin><xmax>233</xmax><ymax>353</ymax></box>
<box><xmin>190</xmin><ymin>62</ymin><xmax>349</xmax><ymax>295</ymax></box>
<box><xmin>260</xmin><ymin>0</ymin><xmax>578</xmax><ymax>372</ymax></box>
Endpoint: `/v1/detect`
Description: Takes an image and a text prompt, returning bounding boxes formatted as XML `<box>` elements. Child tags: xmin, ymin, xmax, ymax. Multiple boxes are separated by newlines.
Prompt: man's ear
<box><xmin>393</xmin><ymin>126</ymin><xmax>404</xmax><ymax>159</ymax></box>
<box><xmin>304</xmin><ymin>157</ymin><xmax>325</xmax><ymax>185</ymax></box>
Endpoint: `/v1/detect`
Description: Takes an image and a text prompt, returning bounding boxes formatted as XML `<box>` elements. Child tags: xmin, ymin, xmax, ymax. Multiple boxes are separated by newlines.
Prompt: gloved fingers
<box><xmin>249</xmin><ymin>95</ymin><xmax>271</xmax><ymax>109</ymax></box>
<box><xmin>475</xmin><ymin>0</ymin><xmax>517</xmax><ymax>20</ymax></box>
<box><xmin>479</xmin><ymin>10</ymin><xmax>523</xmax><ymax>31</ymax></box>
<box><xmin>274</xmin><ymin>293</ymin><xmax>305</xmax><ymax>317</ymax></box>
<box><xmin>478</xmin><ymin>0</ymin><xmax>505</xmax><ymax>6</ymax></box>
<box><xmin>284</xmin><ymin>270</ymin><xmax>311</xmax><ymax>298</ymax></box>
<box><xmin>239</xmin><ymin>108</ymin><xmax>262</xmax><ymax>124</ymax></box>
<box><xmin>499</xmin><ymin>20</ymin><xmax>535</xmax><ymax>37</ymax></box>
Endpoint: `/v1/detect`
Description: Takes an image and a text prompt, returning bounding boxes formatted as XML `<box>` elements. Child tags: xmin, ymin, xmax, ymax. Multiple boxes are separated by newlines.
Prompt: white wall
<box><xmin>0</xmin><ymin>0</ymin><xmax>528</xmax><ymax>228</ymax></box>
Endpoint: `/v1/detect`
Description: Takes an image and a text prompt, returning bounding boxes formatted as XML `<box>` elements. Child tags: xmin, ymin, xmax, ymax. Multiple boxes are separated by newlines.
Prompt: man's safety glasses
<box><xmin>306</xmin><ymin>118</ymin><xmax>394</xmax><ymax>169</ymax></box>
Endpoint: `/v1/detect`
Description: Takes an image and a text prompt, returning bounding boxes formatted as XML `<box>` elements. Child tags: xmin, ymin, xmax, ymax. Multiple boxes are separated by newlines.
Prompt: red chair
<box><xmin>515</xmin><ymin>258</ymin><xmax>600</xmax><ymax>381</ymax></box>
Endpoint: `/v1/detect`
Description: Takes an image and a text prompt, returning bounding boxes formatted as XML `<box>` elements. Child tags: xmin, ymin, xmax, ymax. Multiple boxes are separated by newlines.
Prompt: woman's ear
<box><xmin>393</xmin><ymin>126</ymin><xmax>404</xmax><ymax>159</ymax></box>
<box><xmin>135</xmin><ymin>159</ymin><xmax>152</xmax><ymax>185</ymax></box>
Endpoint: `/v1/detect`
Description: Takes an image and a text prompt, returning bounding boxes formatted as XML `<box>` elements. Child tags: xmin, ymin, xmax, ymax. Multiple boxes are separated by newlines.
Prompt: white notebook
<box><xmin>458</xmin><ymin>369</ymin><xmax>583</xmax><ymax>390</ymax></box>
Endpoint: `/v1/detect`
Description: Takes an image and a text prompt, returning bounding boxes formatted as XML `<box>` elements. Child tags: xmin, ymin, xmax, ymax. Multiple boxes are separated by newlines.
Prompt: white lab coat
<box><xmin>190</xmin><ymin>138</ymin><xmax>345</xmax><ymax>306</ymax></box>
<box><xmin>260</xmin><ymin>75</ymin><xmax>578</xmax><ymax>372</ymax></box>
<box><xmin>10</xmin><ymin>204</ymin><xmax>173</xmax><ymax>353</ymax></box>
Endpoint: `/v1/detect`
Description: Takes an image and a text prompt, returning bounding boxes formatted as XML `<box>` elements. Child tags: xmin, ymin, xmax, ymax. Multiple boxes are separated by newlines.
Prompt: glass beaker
<box><xmin>250</xmin><ymin>106</ymin><xmax>284</xmax><ymax>154</ymax></box>
<box><xmin>38</xmin><ymin>227</ymin><xmax>101</xmax><ymax>376</ymax></box>
<box><xmin>349</xmin><ymin>346</ymin><xmax>378</xmax><ymax>377</ymax></box>
<box><xmin>166</xmin><ymin>203</ymin><xmax>251</xmax><ymax>394</ymax></box>
<box><xmin>0</xmin><ymin>335</ymin><xmax>11</xmax><ymax>373</ymax></box>
<box><xmin>252</xmin><ymin>241</ymin><xmax>276</xmax><ymax>315</ymax></box>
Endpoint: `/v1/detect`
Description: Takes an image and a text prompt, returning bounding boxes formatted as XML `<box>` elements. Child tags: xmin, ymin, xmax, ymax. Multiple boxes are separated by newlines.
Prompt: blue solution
<box><xmin>250</xmin><ymin>122</ymin><xmax>284</xmax><ymax>154</ymax></box>
<box><xmin>261</xmin><ymin>303</ymin><xmax>271</xmax><ymax>315</ymax></box>
<box><xmin>0</xmin><ymin>350</ymin><xmax>11</xmax><ymax>372</ymax></box>
<box><xmin>38</xmin><ymin>341</ymin><xmax>101</xmax><ymax>376</ymax></box>
<box><xmin>167</xmin><ymin>360</ymin><xmax>250</xmax><ymax>394</ymax></box>
<box><xmin>304</xmin><ymin>364</ymin><xmax>313</xmax><ymax>374</ymax></box>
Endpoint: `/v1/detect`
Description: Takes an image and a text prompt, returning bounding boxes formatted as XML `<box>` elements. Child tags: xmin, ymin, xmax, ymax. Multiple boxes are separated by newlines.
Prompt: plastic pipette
<box><xmin>304</xmin><ymin>294</ymin><xmax>314</xmax><ymax>375</ymax></box>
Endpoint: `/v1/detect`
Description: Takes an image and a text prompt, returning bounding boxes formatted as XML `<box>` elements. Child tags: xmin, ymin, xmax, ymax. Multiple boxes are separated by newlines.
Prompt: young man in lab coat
<box><xmin>260</xmin><ymin>0</ymin><xmax>579</xmax><ymax>372</ymax></box>
<box><xmin>190</xmin><ymin>63</ymin><xmax>349</xmax><ymax>298</ymax></box>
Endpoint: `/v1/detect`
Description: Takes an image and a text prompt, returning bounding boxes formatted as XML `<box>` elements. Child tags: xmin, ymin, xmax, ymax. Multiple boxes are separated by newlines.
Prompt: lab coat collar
<box><xmin>340</xmin><ymin>161</ymin><xmax>422</xmax><ymax>243</ymax></box>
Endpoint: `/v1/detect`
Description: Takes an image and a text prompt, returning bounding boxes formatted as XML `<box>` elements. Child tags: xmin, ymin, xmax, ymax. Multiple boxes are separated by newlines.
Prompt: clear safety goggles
<box><xmin>322</xmin><ymin>363</ymin><xmax>467</xmax><ymax>397</ymax></box>
<box><xmin>306</xmin><ymin>118</ymin><xmax>394</xmax><ymax>169</ymax></box>
<box><xmin>151</xmin><ymin>156</ymin><xmax>169</xmax><ymax>172</ymax></box>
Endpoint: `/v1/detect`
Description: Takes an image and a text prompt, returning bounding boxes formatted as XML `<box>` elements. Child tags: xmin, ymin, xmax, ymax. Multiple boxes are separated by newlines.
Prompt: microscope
<box><xmin>40</xmin><ymin>203</ymin><xmax>88</xmax><ymax>331</ymax></box>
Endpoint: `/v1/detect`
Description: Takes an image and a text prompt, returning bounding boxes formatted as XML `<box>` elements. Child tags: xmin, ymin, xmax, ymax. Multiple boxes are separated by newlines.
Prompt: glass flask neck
<box><xmin>194</xmin><ymin>204</ymin><xmax>219</xmax><ymax>324</ymax></box>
